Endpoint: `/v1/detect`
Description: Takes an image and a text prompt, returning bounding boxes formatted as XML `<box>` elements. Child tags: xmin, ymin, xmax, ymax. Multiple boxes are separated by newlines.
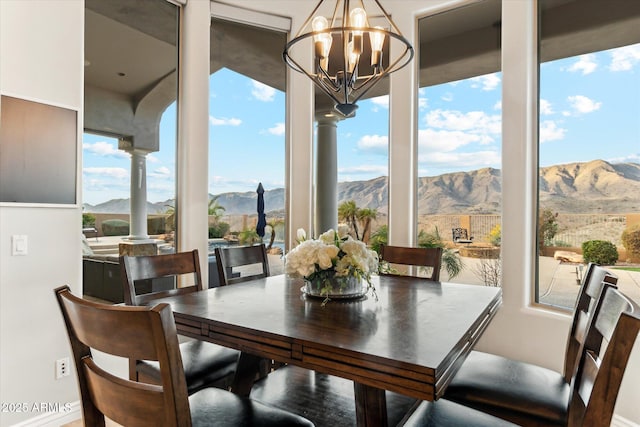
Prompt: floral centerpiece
<box><xmin>285</xmin><ymin>228</ymin><xmax>379</xmax><ymax>304</ymax></box>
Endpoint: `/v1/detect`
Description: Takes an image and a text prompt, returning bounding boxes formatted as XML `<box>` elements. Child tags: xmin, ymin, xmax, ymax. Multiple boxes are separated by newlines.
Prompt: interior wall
<box><xmin>0</xmin><ymin>1</ymin><xmax>84</xmax><ymax>425</ymax></box>
<box><xmin>0</xmin><ymin>0</ymin><xmax>637</xmax><ymax>425</ymax></box>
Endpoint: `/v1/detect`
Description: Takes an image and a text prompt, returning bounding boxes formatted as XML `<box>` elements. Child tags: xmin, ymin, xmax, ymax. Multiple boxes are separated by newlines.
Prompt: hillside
<box><xmin>83</xmin><ymin>160</ymin><xmax>640</xmax><ymax>215</ymax></box>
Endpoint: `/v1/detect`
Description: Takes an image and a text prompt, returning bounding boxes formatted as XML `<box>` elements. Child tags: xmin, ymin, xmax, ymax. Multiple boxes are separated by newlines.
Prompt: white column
<box><xmin>128</xmin><ymin>149</ymin><xmax>149</xmax><ymax>240</ymax></box>
<box><xmin>315</xmin><ymin>113</ymin><xmax>340</xmax><ymax>235</ymax></box>
<box><xmin>177</xmin><ymin>0</ymin><xmax>210</xmax><ymax>280</ymax></box>
<box><xmin>387</xmin><ymin>9</ymin><xmax>418</xmax><ymax>246</ymax></box>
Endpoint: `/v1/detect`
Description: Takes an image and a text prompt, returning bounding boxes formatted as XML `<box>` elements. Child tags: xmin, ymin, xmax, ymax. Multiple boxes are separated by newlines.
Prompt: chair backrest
<box><xmin>215</xmin><ymin>244</ymin><xmax>270</xmax><ymax>286</ymax></box>
<box><xmin>120</xmin><ymin>249</ymin><xmax>203</xmax><ymax>306</ymax></box>
<box><xmin>379</xmin><ymin>244</ymin><xmax>443</xmax><ymax>281</ymax></box>
<box><xmin>562</xmin><ymin>263</ymin><xmax>618</xmax><ymax>381</ymax></box>
<box><xmin>54</xmin><ymin>286</ymin><xmax>191</xmax><ymax>427</ymax></box>
<box><xmin>568</xmin><ymin>286</ymin><xmax>640</xmax><ymax>427</ymax></box>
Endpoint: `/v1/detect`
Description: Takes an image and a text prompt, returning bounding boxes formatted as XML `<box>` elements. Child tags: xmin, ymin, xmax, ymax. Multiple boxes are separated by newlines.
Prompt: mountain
<box><xmin>83</xmin><ymin>160</ymin><xmax>640</xmax><ymax>215</ymax></box>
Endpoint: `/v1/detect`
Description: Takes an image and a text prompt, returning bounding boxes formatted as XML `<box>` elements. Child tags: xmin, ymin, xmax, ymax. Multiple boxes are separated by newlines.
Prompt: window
<box><xmin>537</xmin><ymin>0</ymin><xmax>640</xmax><ymax>307</ymax></box>
<box><xmin>418</xmin><ymin>0</ymin><xmax>503</xmax><ymax>285</ymax></box>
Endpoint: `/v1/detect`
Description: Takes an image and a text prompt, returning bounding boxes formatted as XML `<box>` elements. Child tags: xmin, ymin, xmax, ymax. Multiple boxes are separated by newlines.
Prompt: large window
<box><xmin>537</xmin><ymin>0</ymin><xmax>640</xmax><ymax>308</ymax></box>
<box><xmin>208</xmin><ymin>18</ymin><xmax>287</xmax><ymax>268</ymax></box>
<box><xmin>418</xmin><ymin>0</ymin><xmax>502</xmax><ymax>285</ymax></box>
<box><xmin>83</xmin><ymin>0</ymin><xmax>179</xmax><ymax>257</ymax></box>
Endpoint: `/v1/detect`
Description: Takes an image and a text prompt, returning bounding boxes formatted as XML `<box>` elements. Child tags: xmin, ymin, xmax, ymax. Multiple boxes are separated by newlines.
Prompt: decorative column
<box><xmin>315</xmin><ymin>112</ymin><xmax>341</xmax><ymax>235</ymax></box>
<box><xmin>128</xmin><ymin>148</ymin><xmax>149</xmax><ymax>240</ymax></box>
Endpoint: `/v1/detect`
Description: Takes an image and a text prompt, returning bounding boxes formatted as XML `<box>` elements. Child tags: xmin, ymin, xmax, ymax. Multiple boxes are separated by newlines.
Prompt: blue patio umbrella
<box><xmin>256</xmin><ymin>182</ymin><xmax>266</xmax><ymax>239</ymax></box>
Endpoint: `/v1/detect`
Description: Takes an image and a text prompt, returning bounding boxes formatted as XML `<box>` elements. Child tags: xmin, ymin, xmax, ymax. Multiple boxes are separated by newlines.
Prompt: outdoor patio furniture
<box><xmin>120</xmin><ymin>249</ymin><xmax>239</xmax><ymax>394</ymax></box>
<box><xmin>54</xmin><ymin>286</ymin><xmax>314</xmax><ymax>427</ymax></box>
<box><xmin>452</xmin><ymin>227</ymin><xmax>474</xmax><ymax>245</ymax></box>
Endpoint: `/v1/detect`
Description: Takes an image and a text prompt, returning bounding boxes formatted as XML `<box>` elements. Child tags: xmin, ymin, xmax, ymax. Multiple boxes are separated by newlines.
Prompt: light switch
<box><xmin>12</xmin><ymin>235</ymin><xmax>28</xmax><ymax>256</ymax></box>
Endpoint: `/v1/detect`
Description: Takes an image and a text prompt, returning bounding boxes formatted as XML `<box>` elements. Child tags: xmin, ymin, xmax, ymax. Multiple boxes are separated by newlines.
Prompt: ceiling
<box><xmin>84</xmin><ymin>0</ymin><xmax>640</xmax><ymax>115</ymax></box>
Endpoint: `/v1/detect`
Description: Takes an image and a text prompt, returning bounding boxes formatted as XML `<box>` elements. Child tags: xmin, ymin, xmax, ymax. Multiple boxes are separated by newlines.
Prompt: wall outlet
<box><xmin>55</xmin><ymin>357</ymin><xmax>70</xmax><ymax>379</ymax></box>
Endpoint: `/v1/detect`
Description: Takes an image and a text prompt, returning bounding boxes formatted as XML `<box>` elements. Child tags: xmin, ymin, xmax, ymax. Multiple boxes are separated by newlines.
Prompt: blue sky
<box><xmin>82</xmin><ymin>44</ymin><xmax>639</xmax><ymax>206</ymax></box>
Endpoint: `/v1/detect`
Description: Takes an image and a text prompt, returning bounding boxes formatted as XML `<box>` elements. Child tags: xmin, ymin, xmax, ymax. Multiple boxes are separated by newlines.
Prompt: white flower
<box><xmin>296</xmin><ymin>228</ymin><xmax>307</xmax><ymax>242</ymax></box>
<box><xmin>285</xmin><ymin>229</ymin><xmax>379</xmax><ymax>280</ymax></box>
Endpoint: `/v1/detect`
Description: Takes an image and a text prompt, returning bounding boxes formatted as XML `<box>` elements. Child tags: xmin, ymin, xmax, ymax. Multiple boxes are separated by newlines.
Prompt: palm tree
<box><xmin>208</xmin><ymin>196</ymin><xmax>226</xmax><ymax>221</ymax></box>
<box><xmin>266</xmin><ymin>218</ymin><xmax>284</xmax><ymax>250</ymax></box>
<box><xmin>338</xmin><ymin>200</ymin><xmax>360</xmax><ymax>240</ymax></box>
<box><xmin>357</xmin><ymin>208</ymin><xmax>378</xmax><ymax>244</ymax></box>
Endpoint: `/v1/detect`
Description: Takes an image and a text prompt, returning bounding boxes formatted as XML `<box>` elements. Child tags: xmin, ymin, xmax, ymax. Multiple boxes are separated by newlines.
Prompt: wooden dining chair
<box><xmin>404</xmin><ymin>286</ymin><xmax>640</xmax><ymax>427</ymax></box>
<box><xmin>215</xmin><ymin>244</ymin><xmax>270</xmax><ymax>286</ymax></box>
<box><xmin>442</xmin><ymin>263</ymin><xmax>619</xmax><ymax>426</ymax></box>
<box><xmin>120</xmin><ymin>249</ymin><xmax>239</xmax><ymax>394</ymax></box>
<box><xmin>54</xmin><ymin>286</ymin><xmax>314</xmax><ymax>427</ymax></box>
<box><xmin>379</xmin><ymin>244</ymin><xmax>443</xmax><ymax>281</ymax></box>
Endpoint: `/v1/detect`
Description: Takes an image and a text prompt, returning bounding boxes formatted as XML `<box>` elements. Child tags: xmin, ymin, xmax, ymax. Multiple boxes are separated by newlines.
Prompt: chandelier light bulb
<box><xmin>370</xmin><ymin>26</ymin><xmax>385</xmax><ymax>68</ymax></box>
<box><xmin>349</xmin><ymin>7</ymin><xmax>366</xmax><ymax>34</ymax></box>
<box><xmin>283</xmin><ymin>0</ymin><xmax>414</xmax><ymax>118</ymax></box>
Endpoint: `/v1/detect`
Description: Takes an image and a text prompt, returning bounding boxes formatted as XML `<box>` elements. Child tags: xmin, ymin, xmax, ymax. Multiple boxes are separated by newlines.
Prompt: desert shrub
<box><xmin>147</xmin><ymin>216</ymin><xmax>167</xmax><ymax>235</ymax></box>
<box><xmin>538</xmin><ymin>209</ymin><xmax>559</xmax><ymax>251</ymax></box>
<box><xmin>208</xmin><ymin>222</ymin><xmax>230</xmax><ymax>238</ymax></box>
<box><xmin>82</xmin><ymin>213</ymin><xmax>96</xmax><ymax>228</ymax></box>
<box><xmin>621</xmin><ymin>223</ymin><xmax>640</xmax><ymax>259</ymax></box>
<box><xmin>102</xmin><ymin>219</ymin><xmax>130</xmax><ymax>236</ymax></box>
<box><xmin>488</xmin><ymin>224</ymin><xmax>501</xmax><ymax>246</ymax></box>
<box><xmin>418</xmin><ymin>228</ymin><xmax>445</xmax><ymax>248</ymax></box>
<box><xmin>582</xmin><ymin>240</ymin><xmax>618</xmax><ymax>265</ymax></box>
<box><xmin>239</xmin><ymin>229</ymin><xmax>260</xmax><ymax>245</ymax></box>
<box><xmin>368</xmin><ymin>225</ymin><xmax>388</xmax><ymax>254</ymax></box>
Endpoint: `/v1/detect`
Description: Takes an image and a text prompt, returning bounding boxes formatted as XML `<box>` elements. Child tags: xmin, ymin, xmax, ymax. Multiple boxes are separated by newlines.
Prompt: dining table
<box><xmin>154</xmin><ymin>274</ymin><xmax>502</xmax><ymax>426</ymax></box>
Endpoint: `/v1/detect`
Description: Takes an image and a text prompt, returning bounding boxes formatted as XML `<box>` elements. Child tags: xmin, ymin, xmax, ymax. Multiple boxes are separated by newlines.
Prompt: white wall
<box><xmin>0</xmin><ymin>0</ymin><xmax>637</xmax><ymax>425</ymax></box>
<box><xmin>0</xmin><ymin>1</ymin><xmax>84</xmax><ymax>424</ymax></box>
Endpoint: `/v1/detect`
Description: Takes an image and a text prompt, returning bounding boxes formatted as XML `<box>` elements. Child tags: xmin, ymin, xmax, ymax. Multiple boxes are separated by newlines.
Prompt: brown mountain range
<box><xmin>85</xmin><ymin>160</ymin><xmax>640</xmax><ymax>215</ymax></box>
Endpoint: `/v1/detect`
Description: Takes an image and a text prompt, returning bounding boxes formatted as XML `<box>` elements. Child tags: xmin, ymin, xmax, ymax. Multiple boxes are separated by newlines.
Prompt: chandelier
<box><xmin>284</xmin><ymin>0</ymin><xmax>414</xmax><ymax>118</ymax></box>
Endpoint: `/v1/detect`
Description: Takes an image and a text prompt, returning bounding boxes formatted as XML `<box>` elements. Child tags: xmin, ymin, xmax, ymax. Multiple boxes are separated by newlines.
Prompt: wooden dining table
<box><xmin>154</xmin><ymin>274</ymin><xmax>501</xmax><ymax>426</ymax></box>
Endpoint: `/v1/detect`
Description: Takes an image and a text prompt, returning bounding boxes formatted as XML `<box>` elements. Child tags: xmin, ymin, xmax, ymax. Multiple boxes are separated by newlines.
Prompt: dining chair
<box><xmin>215</xmin><ymin>244</ymin><xmax>270</xmax><ymax>286</ymax></box>
<box><xmin>405</xmin><ymin>285</ymin><xmax>640</xmax><ymax>427</ymax></box>
<box><xmin>442</xmin><ymin>263</ymin><xmax>619</xmax><ymax>426</ymax></box>
<box><xmin>379</xmin><ymin>244</ymin><xmax>443</xmax><ymax>281</ymax></box>
<box><xmin>120</xmin><ymin>249</ymin><xmax>239</xmax><ymax>394</ymax></box>
<box><xmin>54</xmin><ymin>286</ymin><xmax>314</xmax><ymax>427</ymax></box>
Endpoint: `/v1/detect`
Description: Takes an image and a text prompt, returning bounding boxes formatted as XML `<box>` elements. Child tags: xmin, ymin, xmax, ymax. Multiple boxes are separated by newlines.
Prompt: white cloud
<box><xmin>493</xmin><ymin>100</ymin><xmax>502</xmax><ymax>110</ymax></box>
<box><xmin>539</xmin><ymin>120</ymin><xmax>566</xmax><ymax>143</ymax></box>
<box><xmin>606</xmin><ymin>153</ymin><xmax>640</xmax><ymax>163</ymax></box>
<box><xmin>210</xmin><ymin>116</ymin><xmax>242</xmax><ymax>126</ymax></box>
<box><xmin>251</xmin><ymin>80</ymin><xmax>276</xmax><ymax>102</ymax></box>
<box><xmin>609</xmin><ymin>44</ymin><xmax>640</xmax><ymax>71</ymax></box>
<box><xmin>418</xmin><ymin>150</ymin><xmax>501</xmax><ymax>169</ymax></box>
<box><xmin>147</xmin><ymin>153</ymin><xmax>160</xmax><ymax>163</ymax></box>
<box><xmin>418</xmin><ymin>128</ymin><xmax>489</xmax><ymax>152</ymax></box>
<box><xmin>469</xmin><ymin>73</ymin><xmax>501</xmax><ymax>91</ymax></box>
<box><xmin>148</xmin><ymin>166</ymin><xmax>172</xmax><ymax>179</ymax></box>
<box><xmin>540</xmin><ymin>99</ymin><xmax>554</xmax><ymax>115</ymax></box>
<box><xmin>267</xmin><ymin>122</ymin><xmax>285</xmax><ymax>136</ymax></box>
<box><xmin>441</xmin><ymin>92</ymin><xmax>453</xmax><ymax>102</ymax></box>
<box><xmin>369</xmin><ymin>95</ymin><xmax>389</xmax><ymax>110</ymax></box>
<box><xmin>425</xmin><ymin>109</ymin><xmax>501</xmax><ymax>138</ymax></box>
<box><xmin>567</xmin><ymin>54</ymin><xmax>597</xmax><ymax>75</ymax></box>
<box><xmin>567</xmin><ymin>95</ymin><xmax>602</xmax><ymax>114</ymax></box>
<box><xmin>357</xmin><ymin>134</ymin><xmax>388</xmax><ymax>153</ymax></box>
<box><xmin>418</xmin><ymin>97</ymin><xmax>428</xmax><ymax>110</ymax></box>
<box><xmin>82</xmin><ymin>141</ymin><xmax>129</xmax><ymax>159</ymax></box>
<box><xmin>338</xmin><ymin>164</ymin><xmax>387</xmax><ymax>175</ymax></box>
<box><xmin>83</xmin><ymin>167</ymin><xmax>128</xmax><ymax>179</ymax></box>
